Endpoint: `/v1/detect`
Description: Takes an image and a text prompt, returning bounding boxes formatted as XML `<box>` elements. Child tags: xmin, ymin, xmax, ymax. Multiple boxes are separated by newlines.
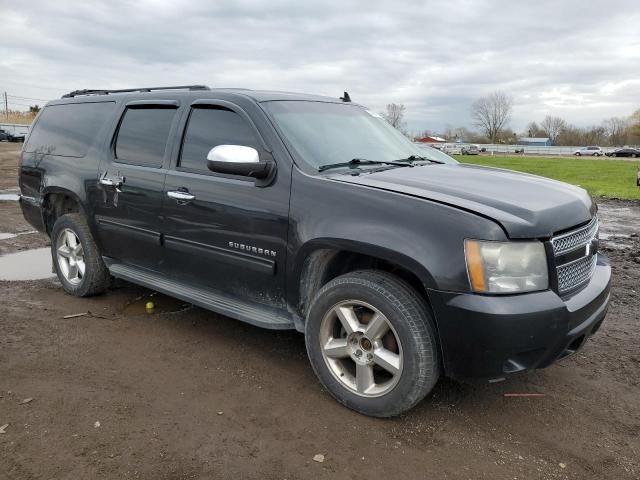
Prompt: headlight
<box><xmin>464</xmin><ymin>240</ymin><xmax>549</xmax><ymax>293</ymax></box>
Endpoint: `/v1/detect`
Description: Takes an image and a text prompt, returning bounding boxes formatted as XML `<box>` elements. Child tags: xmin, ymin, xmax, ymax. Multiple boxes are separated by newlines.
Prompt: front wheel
<box><xmin>575</xmin><ymin>152</ymin><xmax>581</xmax><ymax>156</ymax></box>
<box><xmin>305</xmin><ymin>270</ymin><xmax>440</xmax><ymax>417</ymax></box>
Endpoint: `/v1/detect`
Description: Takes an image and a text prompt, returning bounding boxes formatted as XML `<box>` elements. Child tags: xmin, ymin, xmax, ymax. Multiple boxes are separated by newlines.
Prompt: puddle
<box><xmin>0</xmin><ymin>248</ymin><xmax>54</xmax><ymax>281</ymax></box>
<box><xmin>599</xmin><ymin>233</ymin><xmax>631</xmax><ymax>240</ymax></box>
<box><xmin>0</xmin><ymin>231</ymin><xmax>37</xmax><ymax>241</ymax></box>
<box><xmin>597</xmin><ymin>200</ymin><xmax>639</xmax><ymax>250</ymax></box>
<box><xmin>0</xmin><ymin>194</ymin><xmax>20</xmax><ymax>201</ymax></box>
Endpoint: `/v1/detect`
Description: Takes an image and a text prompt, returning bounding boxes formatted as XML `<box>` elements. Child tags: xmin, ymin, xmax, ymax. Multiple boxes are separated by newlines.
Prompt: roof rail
<box><xmin>61</xmin><ymin>85</ymin><xmax>210</xmax><ymax>98</ymax></box>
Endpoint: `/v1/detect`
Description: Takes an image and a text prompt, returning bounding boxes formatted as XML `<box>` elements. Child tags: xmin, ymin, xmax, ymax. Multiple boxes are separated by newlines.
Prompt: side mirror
<box><xmin>206</xmin><ymin>145</ymin><xmax>273</xmax><ymax>179</ymax></box>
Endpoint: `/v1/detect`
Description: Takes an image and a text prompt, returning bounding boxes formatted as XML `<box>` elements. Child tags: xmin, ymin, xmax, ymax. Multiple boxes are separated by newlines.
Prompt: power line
<box><xmin>7</xmin><ymin>94</ymin><xmax>48</xmax><ymax>102</ymax></box>
<box><xmin>8</xmin><ymin>101</ymin><xmax>34</xmax><ymax>107</ymax></box>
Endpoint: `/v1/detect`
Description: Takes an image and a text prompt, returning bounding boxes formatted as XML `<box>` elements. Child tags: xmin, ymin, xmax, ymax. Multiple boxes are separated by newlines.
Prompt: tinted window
<box><xmin>115</xmin><ymin>108</ymin><xmax>176</xmax><ymax>167</ymax></box>
<box><xmin>179</xmin><ymin>107</ymin><xmax>259</xmax><ymax>172</ymax></box>
<box><xmin>24</xmin><ymin>102</ymin><xmax>115</xmax><ymax>157</ymax></box>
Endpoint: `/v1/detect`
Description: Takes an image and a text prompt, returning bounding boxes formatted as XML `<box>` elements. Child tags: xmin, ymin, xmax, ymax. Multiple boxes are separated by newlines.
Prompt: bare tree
<box><xmin>628</xmin><ymin>109</ymin><xmax>640</xmax><ymax>138</ymax></box>
<box><xmin>540</xmin><ymin>115</ymin><xmax>566</xmax><ymax>145</ymax></box>
<box><xmin>382</xmin><ymin>103</ymin><xmax>406</xmax><ymax>131</ymax></box>
<box><xmin>603</xmin><ymin>117</ymin><xmax>628</xmax><ymax>146</ymax></box>
<box><xmin>471</xmin><ymin>91</ymin><xmax>513</xmax><ymax>143</ymax></box>
<box><xmin>583</xmin><ymin>125</ymin><xmax>607</xmax><ymax>145</ymax></box>
<box><xmin>526</xmin><ymin>121</ymin><xmax>543</xmax><ymax>138</ymax></box>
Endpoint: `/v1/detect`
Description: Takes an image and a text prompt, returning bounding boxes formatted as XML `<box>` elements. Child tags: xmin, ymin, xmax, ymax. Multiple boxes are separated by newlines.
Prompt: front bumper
<box><xmin>428</xmin><ymin>254</ymin><xmax>611</xmax><ymax>381</ymax></box>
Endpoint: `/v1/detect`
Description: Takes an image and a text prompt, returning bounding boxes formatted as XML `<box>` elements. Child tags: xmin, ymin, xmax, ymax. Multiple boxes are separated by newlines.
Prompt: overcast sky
<box><xmin>1</xmin><ymin>0</ymin><xmax>639</xmax><ymax>133</ymax></box>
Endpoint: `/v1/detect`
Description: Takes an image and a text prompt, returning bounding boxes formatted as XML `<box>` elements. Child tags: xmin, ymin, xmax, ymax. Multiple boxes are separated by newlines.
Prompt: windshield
<box><xmin>263</xmin><ymin>101</ymin><xmax>435</xmax><ymax>170</ymax></box>
<box><xmin>414</xmin><ymin>144</ymin><xmax>459</xmax><ymax>164</ymax></box>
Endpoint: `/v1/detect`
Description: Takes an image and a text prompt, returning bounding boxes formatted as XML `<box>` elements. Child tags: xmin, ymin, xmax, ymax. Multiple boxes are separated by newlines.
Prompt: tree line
<box><xmin>382</xmin><ymin>94</ymin><xmax>640</xmax><ymax>146</ymax></box>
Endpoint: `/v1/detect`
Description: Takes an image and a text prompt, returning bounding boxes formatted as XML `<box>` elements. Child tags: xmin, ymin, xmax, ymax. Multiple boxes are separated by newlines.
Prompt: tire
<box><xmin>613</xmin><ymin>153</ymin><xmax>617</xmax><ymax>157</ymax></box>
<box><xmin>632</xmin><ymin>154</ymin><xmax>637</xmax><ymax>158</ymax></box>
<box><xmin>575</xmin><ymin>152</ymin><xmax>581</xmax><ymax>156</ymax></box>
<box><xmin>305</xmin><ymin>270</ymin><xmax>440</xmax><ymax>417</ymax></box>
<box><xmin>51</xmin><ymin>213</ymin><xmax>111</xmax><ymax>297</ymax></box>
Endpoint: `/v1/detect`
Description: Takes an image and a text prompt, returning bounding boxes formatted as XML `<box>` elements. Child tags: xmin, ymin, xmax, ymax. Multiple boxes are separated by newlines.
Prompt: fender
<box><xmin>289</xmin><ymin>237</ymin><xmax>438</xmax><ymax>314</ymax></box>
<box><xmin>40</xmin><ymin>186</ymin><xmax>93</xmax><ymax>234</ymax></box>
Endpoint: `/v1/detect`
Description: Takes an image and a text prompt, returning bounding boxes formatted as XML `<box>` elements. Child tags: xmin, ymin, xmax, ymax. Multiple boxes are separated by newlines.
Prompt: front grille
<box><xmin>556</xmin><ymin>255</ymin><xmax>597</xmax><ymax>293</ymax></box>
<box><xmin>552</xmin><ymin>215</ymin><xmax>598</xmax><ymax>255</ymax></box>
<box><xmin>552</xmin><ymin>216</ymin><xmax>599</xmax><ymax>294</ymax></box>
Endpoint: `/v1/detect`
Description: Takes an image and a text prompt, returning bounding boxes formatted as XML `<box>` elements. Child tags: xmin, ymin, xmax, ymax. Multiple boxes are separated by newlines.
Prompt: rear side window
<box><xmin>115</xmin><ymin>108</ymin><xmax>176</xmax><ymax>168</ymax></box>
<box><xmin>24</xmin><ymin>102</ymin><xmax>115</xmax><ymax>157</ymax></box>
<box><xmin>179</xmin><ymin>107</ymin><xmax>259</xmax><ymax>172</ymax></box>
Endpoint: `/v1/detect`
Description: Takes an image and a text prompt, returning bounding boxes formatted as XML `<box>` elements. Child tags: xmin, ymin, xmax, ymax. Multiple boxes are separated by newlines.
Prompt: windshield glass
<box><xmin>414</xmin><ymin>144</ymin><xmax>459</xmax><ymax>164</ymax></box>
<box><xmin>263</xmin><ymin>101</ymin><xmax>434</xmax><ymax>170</ymax></box>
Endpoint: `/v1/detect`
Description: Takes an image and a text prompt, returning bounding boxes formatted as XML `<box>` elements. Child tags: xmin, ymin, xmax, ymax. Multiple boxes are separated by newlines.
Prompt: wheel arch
<box><xmin>292</xmin><ymin>239</ymin><xmax>437</xmax><ymax>319</ymax></box>
<box><xmin>42</xmin><ymin>187</ymin><xmax>87</xmax><ymax>235</ymax></box>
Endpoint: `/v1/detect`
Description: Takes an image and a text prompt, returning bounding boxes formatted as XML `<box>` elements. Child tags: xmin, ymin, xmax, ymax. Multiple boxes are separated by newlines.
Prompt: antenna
<box><xmin>340</xmin><ymin>91</ymin><xmax>351</xmax><ymax>103</ymax></box>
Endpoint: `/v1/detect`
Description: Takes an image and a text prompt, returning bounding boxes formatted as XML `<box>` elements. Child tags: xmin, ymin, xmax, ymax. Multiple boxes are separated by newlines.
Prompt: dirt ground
<box><xmin>1</xmin><ymin>141</ymin><xmax>639</xmax><ymax>479</ymax></box>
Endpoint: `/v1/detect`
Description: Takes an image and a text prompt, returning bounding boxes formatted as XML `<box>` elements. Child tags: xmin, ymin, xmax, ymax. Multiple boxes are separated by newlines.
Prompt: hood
<box><xmin>331</xmin><ymin>164</ymin><xmax>595</xmax><ymax>238</ymax></box>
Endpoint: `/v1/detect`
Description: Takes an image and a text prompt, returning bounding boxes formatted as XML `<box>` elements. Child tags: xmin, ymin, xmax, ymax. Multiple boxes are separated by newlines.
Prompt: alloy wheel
<box><xmin>319</xmin><ymin>300</ymin><xmax>403</xmax><ymax>397</ymax></box>
<box><xmin>56</xmin><ymin>228</ymin><xmax>86</xmax><ymax>285</ymax></box>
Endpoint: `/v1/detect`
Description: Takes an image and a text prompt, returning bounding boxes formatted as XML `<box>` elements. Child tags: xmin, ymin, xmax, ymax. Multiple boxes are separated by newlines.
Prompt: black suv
<box><xmin>19</xmin><ymin>86</ymin><xmax>611</xmax><ymax>417</ymax></box>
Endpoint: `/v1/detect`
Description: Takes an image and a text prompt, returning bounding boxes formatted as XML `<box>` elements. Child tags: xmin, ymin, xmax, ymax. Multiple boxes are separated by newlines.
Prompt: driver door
<box><xmin>159</xmin><ymin>100</ymin><xmax>291</xmax><ymax>308</ymax></box>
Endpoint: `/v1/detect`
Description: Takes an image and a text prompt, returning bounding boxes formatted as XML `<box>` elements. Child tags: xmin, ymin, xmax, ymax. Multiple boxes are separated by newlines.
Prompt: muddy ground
<box><xmin>0</xmin><ymin>141</ymin><xmax>639</xmax><ymax>479</ymax></box>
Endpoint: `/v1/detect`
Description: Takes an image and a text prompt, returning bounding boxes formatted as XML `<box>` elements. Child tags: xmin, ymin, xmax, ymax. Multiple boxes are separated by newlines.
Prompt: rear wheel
<box><xmin>575</xmin><ymin>152</ymin><xmax>581</xmax><ymax>156</ymax></box>
<box><xmin>51</xmin><ymin>213</ymin><xmax>111</xmax><ymax>297</ymax></box>
<box><xmin>305</xmin><ymin>270</ymin><xmax>440</xmax><ymax>417</ymax></box>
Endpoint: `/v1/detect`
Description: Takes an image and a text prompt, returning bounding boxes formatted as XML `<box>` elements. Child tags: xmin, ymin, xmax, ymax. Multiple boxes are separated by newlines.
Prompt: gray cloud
<box><xmin>1</xmin><ymin>0</ymin><xmax>639</xmax><ymax>132</ymax></box>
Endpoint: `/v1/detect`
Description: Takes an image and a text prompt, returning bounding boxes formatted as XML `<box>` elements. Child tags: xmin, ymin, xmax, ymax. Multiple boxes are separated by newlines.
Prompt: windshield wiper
<box><xmin>392</xmin><ymin>155</ymin><xmax>445</xmax><ymax>165</ymax></box>
<box><xmin>318</xmin><ymin>158</ymin><xmax>414</xmax><ymax>172</ymax></box>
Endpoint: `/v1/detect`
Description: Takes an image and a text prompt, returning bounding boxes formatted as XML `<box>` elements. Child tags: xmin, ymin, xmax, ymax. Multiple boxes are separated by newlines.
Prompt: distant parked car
<box><xmin>574</xmin><ymin>146</ymin><xmax>603</xmax><ymax>157</ymax></box>
<box><xmin>414</xmin><ymin>144</ymin><xmax>459</xmax><ymax>164</ymax></box>
<box><xmin>461</xmin><ymin>144</ymin><xmax>479</xmax><ymax>155</ymax></box>
<box><xmin>0</xmin><ymin>127</ymin><xmax>26</xmax><ymax>142</ymax></box>
<box><xmin>441</xmin><ymin>143</ymin><xmax>463</xmax><ymax>155</ymax></box>
<box><xmin>606</xmin><ymin>147</ymin><xmax>640</xmax><ymax>158</ymax></box>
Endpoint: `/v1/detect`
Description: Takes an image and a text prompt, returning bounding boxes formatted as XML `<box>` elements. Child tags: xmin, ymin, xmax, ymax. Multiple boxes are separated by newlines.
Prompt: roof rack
<box><xmin>61</xmin><ymin>85</ymin><xmax>210</xmax><ymax>98</ymax></box>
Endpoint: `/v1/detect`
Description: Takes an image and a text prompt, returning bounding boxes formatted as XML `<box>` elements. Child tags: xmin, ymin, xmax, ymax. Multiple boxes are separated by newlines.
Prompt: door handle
<box><xmin>167</xmin><ymin>190</ymin><xmax>196</xmax><ymax>202</ymax></box>
<box><xmin>99</xmin><ymin>173</ymin><xmax>124</xmax><ymax>192</ymax></box>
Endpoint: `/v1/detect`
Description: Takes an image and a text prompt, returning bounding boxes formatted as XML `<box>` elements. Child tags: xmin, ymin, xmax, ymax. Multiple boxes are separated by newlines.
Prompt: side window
<box><xmin>179</xmin><ymin>107</ymin><xmax>259</xmax><ymax>172</ymax></box>
<box><xmin>24</xmin><ymin>102</ymin><xmax>115</xmax><ymax>157</ymax></box>
<box><xmin>115</xmin><ymin>107</ymin><xmax>176</xmax><ymax>167</ymax></box>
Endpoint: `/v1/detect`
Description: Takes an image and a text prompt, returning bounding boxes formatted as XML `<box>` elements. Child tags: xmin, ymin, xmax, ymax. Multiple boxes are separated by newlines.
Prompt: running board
<box><xmin>107</xmin><ymin>263</ymin><xmax>295</xmax><ymax>330</ymax></box>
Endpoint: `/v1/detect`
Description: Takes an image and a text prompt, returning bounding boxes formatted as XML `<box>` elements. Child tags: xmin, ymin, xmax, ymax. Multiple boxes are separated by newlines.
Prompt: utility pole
<box><xmin>3</xmin><ymin>92</ymin><xmax>8</xmax><ymax>121</ymax></box>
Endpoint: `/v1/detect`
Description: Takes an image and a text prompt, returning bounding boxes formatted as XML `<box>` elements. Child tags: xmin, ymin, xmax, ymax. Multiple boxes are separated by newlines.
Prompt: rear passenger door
<box><xmin>160</xmin><ymin>101</ymin><xmax>290</xmax><ymax>308</ymax></box>
<box><xmin>94</xmin><ymin>101</ymin><xmax>180</xmax><ymax>271</ymax></box>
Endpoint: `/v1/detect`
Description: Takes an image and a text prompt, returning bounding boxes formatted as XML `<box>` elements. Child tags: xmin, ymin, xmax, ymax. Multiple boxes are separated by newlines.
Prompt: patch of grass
<box><xmin>457</xmin><ymin>155</ymin><xmax>640</xmax><ymax>200</ymax></box>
